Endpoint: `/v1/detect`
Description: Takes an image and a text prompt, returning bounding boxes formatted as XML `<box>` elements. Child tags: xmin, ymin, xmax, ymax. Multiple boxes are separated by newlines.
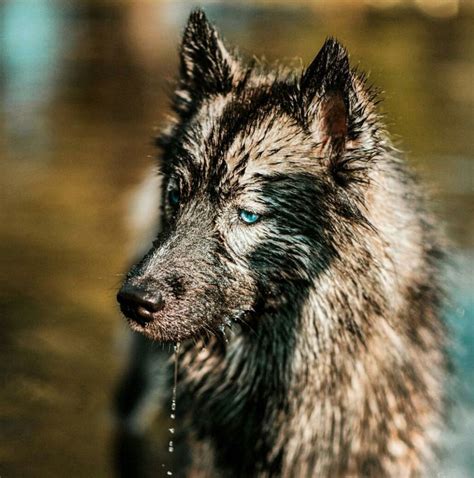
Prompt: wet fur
<box><xmin>115</xmin><ymin>10</ymin><xmax>447</xmax><ymax>477</ymax></box>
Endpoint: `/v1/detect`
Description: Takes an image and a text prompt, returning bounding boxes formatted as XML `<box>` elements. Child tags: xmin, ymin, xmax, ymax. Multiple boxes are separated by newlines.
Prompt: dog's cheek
<box><xmin>219</xmin><ymin>221</ymin><xmax>296</xmax><ymax>314</ymax></box>
<box><xmin>223</xmin><ymin>217</ymin><xmax>274</xmax><ymax>261</ymax></box>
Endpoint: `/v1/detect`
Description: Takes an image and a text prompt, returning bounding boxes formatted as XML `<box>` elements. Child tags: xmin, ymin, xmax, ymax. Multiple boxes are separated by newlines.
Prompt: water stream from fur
<box><xmin>166</xmin><ymin>342</ymin><xmax>180</xmax><ymax>476</ymax></box>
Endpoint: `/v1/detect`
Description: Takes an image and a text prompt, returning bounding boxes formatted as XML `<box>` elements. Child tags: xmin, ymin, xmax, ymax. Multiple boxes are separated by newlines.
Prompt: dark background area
<box><xmin>0</xmin><ymin>1</ymin><xmax>473</xmax><ymax>476</ymax></box>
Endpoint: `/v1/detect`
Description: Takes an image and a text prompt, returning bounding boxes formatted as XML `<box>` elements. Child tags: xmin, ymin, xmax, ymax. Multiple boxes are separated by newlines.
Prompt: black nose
<box><xmin>117</xmin><ymin>284</ymin><xmax>164</xmax><ymax>325</ymax></box>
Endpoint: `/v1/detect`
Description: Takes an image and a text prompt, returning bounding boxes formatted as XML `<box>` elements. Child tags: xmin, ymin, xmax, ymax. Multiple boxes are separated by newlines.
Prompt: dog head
<box><xmin>117</xmin><ymin>10</ymin><xmax>382</xmax><ymax>342</ymax></box>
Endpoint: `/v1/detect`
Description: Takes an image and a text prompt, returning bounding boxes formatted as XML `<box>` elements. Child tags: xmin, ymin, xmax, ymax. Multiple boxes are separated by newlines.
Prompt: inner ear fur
<box><xmin>319</xmin><ymin>91</ymin><xmax>348</xmax><ymax>144</ymax></box>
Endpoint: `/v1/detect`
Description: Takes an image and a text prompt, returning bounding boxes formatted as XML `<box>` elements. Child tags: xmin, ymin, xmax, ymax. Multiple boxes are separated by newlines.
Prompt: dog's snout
<box><xmin>117</xmin><ymin>284</ymin><xmax>164</xmax><ymax>324</ymax></box>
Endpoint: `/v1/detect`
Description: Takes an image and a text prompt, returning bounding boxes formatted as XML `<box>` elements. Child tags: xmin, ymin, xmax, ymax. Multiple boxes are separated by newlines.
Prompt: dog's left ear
<box><xmin>301</xmin><ymin>39</ymin><xmax>377</xmax><ymax>185</ymax></box>
<box><xmin>301</xmin><ymin>38</ymin><xmax>350</xmax><ymax>146</ymax></box>
<box><xmin>176</xmin><ymin>9</ymin><xmax>240</xmax><ymax>107</ymax></box>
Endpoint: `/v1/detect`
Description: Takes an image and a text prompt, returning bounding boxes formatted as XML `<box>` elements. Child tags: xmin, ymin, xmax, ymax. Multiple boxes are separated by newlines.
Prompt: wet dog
<box><xmin>116</xmin><ymin>9</ymin><xmax>447</xmax><ymax>477</ymax></box>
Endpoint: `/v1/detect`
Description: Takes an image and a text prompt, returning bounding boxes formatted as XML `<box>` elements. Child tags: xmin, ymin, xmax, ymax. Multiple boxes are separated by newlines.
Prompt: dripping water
<box><xmin>219</xmin><ymin>317</ymin><xmax>234</xmax><ymax>343</ymax></box>
<box><xmin>166</xmin><ymin>342</ymin><xmax>180</xmax><ymax>476</ymax></box>
<box><xmin>218</xmin><ymin>323</ymin><xmax>228</xmax><ymax>343</ymax></box>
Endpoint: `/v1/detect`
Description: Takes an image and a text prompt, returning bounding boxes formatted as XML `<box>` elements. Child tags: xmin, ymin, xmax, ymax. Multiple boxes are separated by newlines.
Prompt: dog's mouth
<box><xmin>117</xmin><ymin>285</ymin><xmax>251</xmax><ymax>343</ymax></box>
<box><xmin>123</xmin><ymin>308</ymin><xmax>244</xmax><ymax>343</ymax></box>
<box><xmin>123</xmin><ymin>312</ymin><xmax>201</xmax><ymax>343</ymax></box>
<box><xmin>118</xmin><ymin>297</ymin><xmax>199</xmax><ymax>342</ymax></box>
<box><xmin>116</xmin><ymin>271</ymin><xmax>262</xmax><ymax>343</ymax></box>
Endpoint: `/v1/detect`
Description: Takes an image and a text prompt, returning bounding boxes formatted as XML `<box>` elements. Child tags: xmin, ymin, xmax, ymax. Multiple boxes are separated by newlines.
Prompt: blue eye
<box><xmin>168</xmin><ymin>188</ymin><xmax>180</xmax><ymax>206</ymax></box>
<box><xmin>239</xmin><ymin>209</ymin><xmax>260</xmax><ymax>224</ymax></box>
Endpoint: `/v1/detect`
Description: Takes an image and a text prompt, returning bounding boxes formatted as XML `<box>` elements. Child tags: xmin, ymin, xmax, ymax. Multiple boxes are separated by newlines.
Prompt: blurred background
<box><xmin>0</xmin><ymin>0</ymin><xmax>473</xmax><ymax>476</ymax></box>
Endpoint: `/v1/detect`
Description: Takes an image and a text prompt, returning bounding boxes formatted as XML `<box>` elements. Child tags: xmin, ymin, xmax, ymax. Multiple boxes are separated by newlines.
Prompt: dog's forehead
<box><xmin>180</xmin><ymin>93</ymin><xmax>319</xmax><ymax>185</ymax></box>
<box><xmin>225</xmin><ymin>114</ymin><xmax>316</xmax><ymax>179</ymax></box>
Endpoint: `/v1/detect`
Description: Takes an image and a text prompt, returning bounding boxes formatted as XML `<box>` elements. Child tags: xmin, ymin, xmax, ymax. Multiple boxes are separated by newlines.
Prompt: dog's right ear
<box><xmin>301</xmin><ymin>38</ymin><xmax>351</xmax><ymax>147</ymax></box>
<box><xmin>175</xmin><ymin>9</ymin><xmax>240</xmax><ymax>112</ymax></box>
<box><xmin>301</xmin><ymin>38</ymin><xmax>380</xmax><ymax>186</ymax></box>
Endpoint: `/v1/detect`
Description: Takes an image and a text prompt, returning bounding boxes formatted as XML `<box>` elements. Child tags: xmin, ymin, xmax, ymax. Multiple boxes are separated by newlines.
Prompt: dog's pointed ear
<box><xmin>178</xmin><ymin>9</ymin><xmax>239</xmax><ymax>100</ymax></box>
<box><xmin>301</xmin><ymin>39</ymin><xmax>378</xmax><ymax>185</ymax></box>
<box><xmin>301</xmin><ymin>38</ymin><xmax>351</xmax><ymax>147</ymax></box>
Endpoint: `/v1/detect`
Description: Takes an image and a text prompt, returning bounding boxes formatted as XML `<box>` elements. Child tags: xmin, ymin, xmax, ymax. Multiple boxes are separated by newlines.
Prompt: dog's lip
<box><xmin>121</xmin><ymin>303</ymin><xmax>251</xmax><ymax>342</ymax></box>
<box><xmin>125</xmin><ymin>309</ymin><xmax>230</xmax><ymax>343</ymax></box>
<box><xmin>128</xmin><ymin>319</ymin><xmax>200</xmax><ymax>343</ymax></box>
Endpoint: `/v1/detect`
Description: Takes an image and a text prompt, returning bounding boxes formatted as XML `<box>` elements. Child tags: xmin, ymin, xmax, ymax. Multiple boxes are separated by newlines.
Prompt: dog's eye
<box><xmin>239</xmin><ymin>209</ymin><xmax>260</xmax><ymax>224</ymax></box>
<box><xmin>168</xmin><ymin>187</ymin><xmax>180</xmax><ymax>207</ymax></box>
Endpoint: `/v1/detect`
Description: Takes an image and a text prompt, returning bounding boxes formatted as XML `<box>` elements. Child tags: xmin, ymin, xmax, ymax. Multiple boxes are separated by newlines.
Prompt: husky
<box><xmin>115</xmin><ymin>9</ymin><xmax>447</xmax><ymax>477</ymax></box>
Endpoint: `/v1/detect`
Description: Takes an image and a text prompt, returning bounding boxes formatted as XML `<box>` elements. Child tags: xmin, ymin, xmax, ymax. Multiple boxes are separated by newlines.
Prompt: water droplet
<box><xmin>218</xmin><ymin>324</ymin><xmax>228</xmax><ymax>343</ymax></box>
<box><xmin>166</xmin><ymin>342</ymin><xmax>180</xmax><ymax>474</ymax></box>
